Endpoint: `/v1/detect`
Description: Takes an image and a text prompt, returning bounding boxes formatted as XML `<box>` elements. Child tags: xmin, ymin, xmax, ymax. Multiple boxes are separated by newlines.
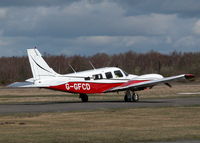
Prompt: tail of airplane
<box><xmin>8</xmin><ymin>48</ymin><xmax>63</xmax><ymax>87</ymax></box>
<box><xmin>27</xmin><ymin>48</ymin><xmax>59</xmax><ymax>80</ymax></box>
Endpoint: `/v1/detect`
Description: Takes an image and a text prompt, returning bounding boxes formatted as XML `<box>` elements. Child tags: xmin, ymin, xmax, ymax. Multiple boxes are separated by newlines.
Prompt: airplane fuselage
<box><xmin>47</xmin><ymin>67</ymin><xmax>163</xmax><ymax>94</ymax></box>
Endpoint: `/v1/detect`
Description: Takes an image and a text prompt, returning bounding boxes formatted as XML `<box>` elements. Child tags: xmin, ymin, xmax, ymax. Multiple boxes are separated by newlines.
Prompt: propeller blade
<box><xmin>165</xmin><ymin>83</ymin><xmax>172</xmax><ymax>88</ymax></box>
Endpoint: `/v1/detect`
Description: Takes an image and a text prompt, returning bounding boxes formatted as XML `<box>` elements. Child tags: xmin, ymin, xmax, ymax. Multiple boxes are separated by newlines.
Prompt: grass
<box><xmin>0</xmin><ymin>106</ymin><xmax>200</xmax><ymax>143</ymax></box>
<box><xmin>0</xmin><ymin>83</ymin><xmax>200</xmax><ymax>104</ymax></box>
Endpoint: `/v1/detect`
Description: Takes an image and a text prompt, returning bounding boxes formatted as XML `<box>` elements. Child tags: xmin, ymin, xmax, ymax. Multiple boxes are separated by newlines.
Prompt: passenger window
<box><xmin>93</xmin><ymin>74</ymin><xmax>103</xmax><ymax>80</ymax></box>
<box><xmin>114</xmin><ymin>70</ymin><xmax>123</xmax><ymax>78</ymax></box>
<box><xmin>105</xmin><ymin>72</ymin><xmax>113</xmax><ymax>79</ymax></box>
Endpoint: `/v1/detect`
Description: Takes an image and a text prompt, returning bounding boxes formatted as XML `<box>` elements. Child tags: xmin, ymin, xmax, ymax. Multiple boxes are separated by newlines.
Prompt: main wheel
<box><xmin>79</xmin><ymin>94</ymin><xmax>88</xmax><ymax>102</ymax></box>
<box><xmin>124</xmin><ymin>90</ymin><xmax>132</xmax><ymax>102</ymax></box>
<box><xmin>124</xmin><ymin>94</ymin><xmax>129</xmax><ymax>102</ymax></box>
<box><xmin>132</xmin><ymin>93</ymin><xmax>139</xmax><ymax>102</ymax></box>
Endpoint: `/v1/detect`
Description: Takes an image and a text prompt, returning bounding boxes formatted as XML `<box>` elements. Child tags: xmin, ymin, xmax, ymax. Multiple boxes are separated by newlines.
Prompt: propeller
<box><xmin>164</xmin><ymin>83</ymin><xmax>172</xmax><ymax>88</ymax></box>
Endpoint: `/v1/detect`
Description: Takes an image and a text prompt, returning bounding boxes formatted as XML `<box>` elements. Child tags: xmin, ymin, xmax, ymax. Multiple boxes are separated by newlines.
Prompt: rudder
<box><xmin>27</xmin><ymin>48</ymin><xmax>58</xmax><ymax>80</ymax></box>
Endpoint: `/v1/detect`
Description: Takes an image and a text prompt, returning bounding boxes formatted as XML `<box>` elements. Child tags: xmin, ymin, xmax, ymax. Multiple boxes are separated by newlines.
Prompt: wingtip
<box><xmin>184</xmin><ymin>74</ymin><xmax>195</xmax><ymax>80</ymax></box>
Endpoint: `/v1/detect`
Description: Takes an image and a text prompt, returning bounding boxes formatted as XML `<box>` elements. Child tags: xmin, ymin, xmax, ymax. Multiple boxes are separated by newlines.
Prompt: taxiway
<box><xmin>0</xmin><ymin>97</ymin><xmax>199</xmax><ymax>114</ymax></box>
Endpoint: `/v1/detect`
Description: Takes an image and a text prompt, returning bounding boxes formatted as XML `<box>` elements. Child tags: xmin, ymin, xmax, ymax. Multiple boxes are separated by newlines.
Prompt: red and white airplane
<box><xmin>9</xmin><ymin>49</ymin><xmax>194</xmax><ymax>102</ymax></box>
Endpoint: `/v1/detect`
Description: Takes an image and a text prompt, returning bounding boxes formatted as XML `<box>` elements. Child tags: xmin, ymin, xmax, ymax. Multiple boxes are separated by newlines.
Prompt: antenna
<box><xmin>34</xmin><ymin>46</ymin><xmax>38</xmax><ymax>56</ymax></box>
<box><xmin>89</xmin><ymin>61</ymin><xmax>95</xmax><ymax>69</ymax></box>
<box><xmin>68</xmin><ymin>64</ymin><xmax>76</xmax><ymax>73</ymax></box>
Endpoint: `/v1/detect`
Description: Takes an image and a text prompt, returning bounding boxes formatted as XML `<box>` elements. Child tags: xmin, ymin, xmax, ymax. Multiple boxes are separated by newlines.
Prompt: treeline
<box><xmin>0</xmin><ymin>51</ymin><xmax>199</xmax><ymax>85</ymax></box>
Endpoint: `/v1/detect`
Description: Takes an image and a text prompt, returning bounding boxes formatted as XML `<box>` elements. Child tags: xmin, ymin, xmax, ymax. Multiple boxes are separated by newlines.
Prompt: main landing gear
<box><xmin>124</xmin><ymin>90</ymin><xmax>139</xmax><ymax>102</ymax></box>
<box><xmin>79</xmin><ymin>91</ymin><xmax>139</xmax><ymax>102</ymax></box>
<box><xmin>79</xmin><ymin>94</ymin><xmax>88</xmax><ymax>102</ymax></box>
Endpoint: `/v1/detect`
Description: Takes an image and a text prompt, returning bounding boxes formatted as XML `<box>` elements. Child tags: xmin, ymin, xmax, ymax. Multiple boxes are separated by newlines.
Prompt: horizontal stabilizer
<box><xmin>8</xmin><ymin>81</ymin><xmax>51</xmax><ymax>88</ymax></box>
<box><xmin>8</xmin><ymin>82</ymin><xmax>36</xmax><ymax>87</ymax></box>
<box><xmin>8</xmin><ymin>79</ymin><xmax>69</xmax><ymax>88</ymax></box>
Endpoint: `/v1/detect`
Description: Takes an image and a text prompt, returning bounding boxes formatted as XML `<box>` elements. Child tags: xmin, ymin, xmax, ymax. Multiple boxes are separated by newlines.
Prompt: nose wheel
<box><xmin>79</xmin><ymin>94</ymin><xmax>88</xmax><ymax>102</ymax></box>
<box><xmin>124</xmin><ymin>90</ymin><xmax>139</xmax><ymax>102</ymax></box>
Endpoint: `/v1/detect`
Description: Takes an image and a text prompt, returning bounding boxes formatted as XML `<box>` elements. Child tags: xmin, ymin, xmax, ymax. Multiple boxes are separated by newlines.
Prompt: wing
<box><xmin>106</xmin><ymin>74</ymin><xmax>194</xmax><ymax>92</ymax></box>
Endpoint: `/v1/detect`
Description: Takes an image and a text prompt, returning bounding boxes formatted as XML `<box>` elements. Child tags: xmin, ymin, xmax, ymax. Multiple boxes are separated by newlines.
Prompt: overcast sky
<box><xmin>0</xmin><ymin>0</ymin><xmax>200</xmax><ymax>56</ymax></box>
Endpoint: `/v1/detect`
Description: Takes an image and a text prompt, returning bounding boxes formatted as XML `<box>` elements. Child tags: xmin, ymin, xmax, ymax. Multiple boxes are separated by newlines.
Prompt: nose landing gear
<box><xmin>124</xmin><ymin>90</ymin><xmax>139</xmax><ymax>102</ymax></box>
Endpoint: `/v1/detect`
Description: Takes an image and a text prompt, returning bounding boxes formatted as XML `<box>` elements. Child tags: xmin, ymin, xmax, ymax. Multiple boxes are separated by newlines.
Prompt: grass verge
<box><xmin>0</xmin><ymin>106</ymin><xmax>200</xmax><ymax>143</ymax></box>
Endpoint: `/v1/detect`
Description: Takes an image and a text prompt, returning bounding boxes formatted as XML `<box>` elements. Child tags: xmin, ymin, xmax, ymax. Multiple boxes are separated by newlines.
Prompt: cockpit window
<box><xmin>93</xmin><ymin>74</ymin><xmax>103</xmax><ymax>80</ymax></box>
<box><xmin>105</xmin><ymin>72</ymin><xmax>113</xmax><ymax>79</ymax></box>
<box><xmin>114</xmin><ymin>70</ymin><xmax>123</xmax><ymax>78</ymax></box>
<box><xmin>123</xmin><ymin>70</ymin><xmax>129</xmax><ymax>76</ymax></box>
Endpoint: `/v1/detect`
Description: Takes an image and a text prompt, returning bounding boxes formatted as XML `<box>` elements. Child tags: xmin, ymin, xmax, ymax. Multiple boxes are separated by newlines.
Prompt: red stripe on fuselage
<box><xmin>48</xmin><ymin>80</ymin><xmax>149</xmax><ymax>94</ymax></box>
<box><xmin>48</xmin><ymin>82</ymin><xmax>123</xmax><ymax>94</ymax></box>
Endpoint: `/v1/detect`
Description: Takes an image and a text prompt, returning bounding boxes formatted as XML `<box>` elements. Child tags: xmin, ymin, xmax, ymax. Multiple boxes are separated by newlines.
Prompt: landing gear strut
<box><xmin>124</xmin><ymin>90</ymin><xmax>139</xmax><ymax>102</ymax></box>
<box><xmin>79</xmin><ymin>94</ymin><xmax>88</xmax><ymax>102</ymax></box>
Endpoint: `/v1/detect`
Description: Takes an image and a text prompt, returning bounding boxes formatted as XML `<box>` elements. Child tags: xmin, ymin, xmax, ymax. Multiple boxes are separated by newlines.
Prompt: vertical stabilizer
<box><xmin>27</xmin><ymin>48</ymin><xmax>58</xmax><ymax>80</ymax></box>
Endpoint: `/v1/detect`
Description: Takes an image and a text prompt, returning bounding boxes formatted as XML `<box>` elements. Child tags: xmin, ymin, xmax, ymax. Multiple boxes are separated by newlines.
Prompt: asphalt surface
<box><xmin>0</xmin><ymin>97</ymin><xmax>200</xmax><ymax>114</ymax></box>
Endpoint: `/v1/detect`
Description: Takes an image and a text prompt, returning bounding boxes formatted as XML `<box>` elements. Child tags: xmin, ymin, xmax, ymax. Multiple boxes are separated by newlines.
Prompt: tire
<box><xmin>132</xmin><ymin>93</ymin><xmax>139</xmax><ymax>102</ymax></box>
<box><xmin>124</xmin><ymin>91</ymin><xmax>132</xmax><ymax>102</ymax></box>
<box><xmin>124</xmin><ymin>94</ymin><xmax>128</xmax><ymax>102</ymax></box>
<box><xmin>80</xmin><ymin>94</ymin><xmax>88</xmax><ymax>102</ymax></box>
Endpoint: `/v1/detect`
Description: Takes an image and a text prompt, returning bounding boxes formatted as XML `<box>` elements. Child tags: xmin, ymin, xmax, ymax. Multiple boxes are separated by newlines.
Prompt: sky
<box><xmin>0</xmin><ymin>0</ymin><xmax>200</xmax><ymax>56</ymax></box>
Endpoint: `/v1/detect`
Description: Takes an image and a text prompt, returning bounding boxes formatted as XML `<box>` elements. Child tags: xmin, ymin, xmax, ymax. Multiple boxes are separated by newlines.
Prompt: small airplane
<box><xmin>9</xmin><ymin>48</ymin><xmax>194</xmax><ymax>102</ymax></box>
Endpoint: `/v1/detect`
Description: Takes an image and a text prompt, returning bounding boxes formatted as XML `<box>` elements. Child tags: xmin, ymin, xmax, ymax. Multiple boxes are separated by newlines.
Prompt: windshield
<box><xmin>122</xmin><ymin>70</ymin><xmax>129</xmax><ymax>76</ymax></box>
